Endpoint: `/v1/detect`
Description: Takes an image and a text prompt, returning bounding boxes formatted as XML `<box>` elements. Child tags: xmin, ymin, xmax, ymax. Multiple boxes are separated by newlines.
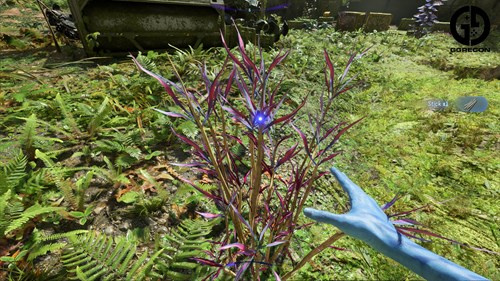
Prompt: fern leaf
<box><xmin>134</xmin><ymin>51</ymin><xmax>158</xmax><ymax>73</ymax></box>
<box><xmin>40</xmin><ymin>229</ymin><xmax>89</xmax><ymax>242</ymax></box>
<box><xmin>20</xmin><ymin>113</ymin><xmax>37</xmax><ymax>158</ymax></box>
<box><xmin>126</xmin><ymin>248</ymin><xmax>163</xmax><ymax>281</ymax></box>
<box><xmin>154</xmin><ymin>219</ymin><xmax>218</xmax><ymax>279</ymax></box>
<box><xmin>177</xmin><ymin>120</ymin><xmax>198</xmax><ymax>140</ymax></box>
<box><xmin>5</xmin><ymin>204</ymin><xmax>64</xmax><ymax>234</ymax></box>
<box><xmin>27</xmin><ymin>242</ymin><xmax>67</xmax><ymax>261</ymax></box>
<box><xmin>88</xmin><ymin>97</ymin><xmax>111</xmax><ymax>137</ymax></box>
<box><xmin>0</xmin><ymin>149</ymin><xmax>27</xmax><ymax>193</ymax></box>
<box><xmin>35</xmin><ymin>149</ymin><xmax>56</xmax><ymax>168</ymax></box>
<box><xmin>61</xmin><ymin>231</ymin><xmax>161</xmax><ymax>281</ymax></box>
<box><xmin>0</xmin><ymin>189</ymin><xmax>12</xmax><ymax>217</ymax></box>
<box><xmin>55</xmin><ymin>93</ymin><xmax>82</xmax><ymax>135</ymax></box>
<box><xmin>0</xmin><ymin>200</ymin><xmax>24</xmax><ymax>237</ymax></box>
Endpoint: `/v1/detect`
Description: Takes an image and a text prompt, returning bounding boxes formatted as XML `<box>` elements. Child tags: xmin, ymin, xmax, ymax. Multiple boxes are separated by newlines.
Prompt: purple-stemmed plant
<box><xmin>133</xmin><ymin>26</ymin><xmax>369</xmax><ymax>280</ymax></box>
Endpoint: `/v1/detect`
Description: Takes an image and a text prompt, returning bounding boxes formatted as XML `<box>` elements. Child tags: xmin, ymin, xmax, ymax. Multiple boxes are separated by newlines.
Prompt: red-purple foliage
<box><xmin>133</xmin><ymin>25</ymin><xmax>369</xmax><ymax>280</ymax></box>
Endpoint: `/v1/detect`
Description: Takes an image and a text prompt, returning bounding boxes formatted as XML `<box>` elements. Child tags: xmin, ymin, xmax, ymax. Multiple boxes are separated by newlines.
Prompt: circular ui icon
<box><xmin>450</xmin><ymin>6</ymin><xmax>490</xmax><ymax>46</ymax></box>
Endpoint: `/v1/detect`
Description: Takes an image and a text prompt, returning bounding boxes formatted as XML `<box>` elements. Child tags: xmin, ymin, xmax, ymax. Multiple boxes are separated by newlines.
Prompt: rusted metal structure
<box><xmin>67</xmin><ymin>0</ymin><xmax>287</xmax><ymax>56</ymax></box>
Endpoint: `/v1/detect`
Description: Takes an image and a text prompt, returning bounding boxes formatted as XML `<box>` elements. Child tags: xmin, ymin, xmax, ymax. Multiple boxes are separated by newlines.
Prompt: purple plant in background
<box><xmin>133</xmin><ymin>26</ymin><xmax>369</xmax><ymax>280</ymax></box>
<box><xmin>413</xmin><ymin>0</ymin><xmax>447</xmax><ymax>38</ymax></box>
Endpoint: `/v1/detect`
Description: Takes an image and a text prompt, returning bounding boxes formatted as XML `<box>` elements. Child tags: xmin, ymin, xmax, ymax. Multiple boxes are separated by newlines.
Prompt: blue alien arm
<box><xmin>304</xmin><ymin>167</ymin><xmax>489</xmax><ymax>281</ymax></box>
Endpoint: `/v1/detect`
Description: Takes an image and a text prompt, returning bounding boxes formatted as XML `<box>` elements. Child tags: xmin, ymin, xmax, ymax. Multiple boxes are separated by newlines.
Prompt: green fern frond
<box><xmin>4</xmin><ymin>204</ymin><xmax>64</xmax><ymax>235</ymax></box>
<box><xmin>88</xmin><ymin>97</ymin><xmax>111</xmax><ymax>137</ymax></box>
<box><xmin>40</xmin><ymin>229</ymin><xmax>89</xmax><ymax>242</ymax></box>
<box><xmin>20</xmin><ymin>113</ymin><xmax>37</xmax><ymax>159</ymax></box>
<box><xmin>154</xmin><ymin>219</ymin><xmax>218</xmax><ymax>280</ymax></box>
<box><xmin>94</xmin><ymin>139</ymin><xmax>125</xmax><ymax>153</ymax></box>
<box><xmin>55</xmin><ymin>178</ymin><xmax>79</xmax><ymax>210</ymax></box>
<box><xmin>25</xmin><ymin>229</ymin><xmax>89</xmax><ymax>262</ymax></box>
<box><xmin>55</xmin><ymin>93</ymin><xmax>82</xmax><ymax>136</ymax></box>
<box><xmin>5</xmin><ymin>263</ymin><xmax>66</xmax><ymax>281</ymax></box>
<box><xmin>61</xmin><ymin>231</ymin><xmax>162</xmax><ymax>281</ymax></box>
<box><xmin>23</xmin><ymin>168</ymin><xmax>50</xmax><ymax>192</ymax></box>
<box><xmin>0</xmin><ymin>190</ymin><xmax>14</xmax><ymax>235</ymax></box>
<box><xmin>177</xmin><ymin>120</ymin><xmax>198</xmax><ymax>140</ymax></box>
<box><xmin>0</xmin><ymin>189</ymin><xmax>12</xmax><ymax>218</ymax></box>
<box><xmin>0</xmin><ymin>190</ymin><xmax>24</xmax><ymax>237</ymax></box>
<box><xmin>35</xmin><ymin>149</ymin><xmax>56</xmax><ymax>168</ymax></box>
<box><xmin>0</xmin><ymin>149</ymin><xmax>27</xmax><ymax>194</ymax></box>
<box><xmin>27</xmin><ymin>242</ymin><xmax>67</xmax><ymax>262</ymax></box>
<box><xmin>135</xmin><ymin>51</ymin><xmax>158</xmax><ymax>73</ymax></box>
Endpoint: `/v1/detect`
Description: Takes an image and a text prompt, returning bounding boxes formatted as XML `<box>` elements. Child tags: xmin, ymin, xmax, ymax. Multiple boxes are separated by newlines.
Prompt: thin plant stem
<box><xmin>282</xmin><ymin>232</ymin><xmax>345</xmax><ymax>280</ymax></box>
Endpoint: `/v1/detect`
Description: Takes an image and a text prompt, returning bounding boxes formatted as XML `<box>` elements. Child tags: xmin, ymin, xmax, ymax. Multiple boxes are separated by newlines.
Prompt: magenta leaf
<box><xmin>182</xmin><ymin>177</ymin><xmax>221</xmax><ymax>201</ymax></box>
<box><xmin>152</xmin><ymin>108</ymin><xmax>188</xmax><ymax>119</ymax></box>
<box><xmin>223</xmin><ymin>66</ymin><xmax>237</xmax><ymax>102</ymax></box>
<box><xmin>291</xmin><ymin>124</ymin><xmax>313</xmax><ymax>162</ymax></box>
<box><xmin>320</xmin><ymin>122</ymin><xmax>346</xmax><ymax>143</ymax></box>
<box><xmin>230</xmin><ymin>204</ymin><xmax>256</xmax><ymax>239</ymax></box>
<box><xmin>318</xmin><ymin>151</ymin><xmax>341</xmax><ymax>165</ymax></box>
<box><xmin>275</xmin><ymin>143</ymin><xmax>299</xmax><ymax>169</ymax></box>
<box><xmin>171</xmin><ymin>128</ymin><xmax>210</xmax><ymax>163</ymax></box>
<box><xmin>267</xmin><ymin>50</ymin><xmax>289</xmax><ymax>76</ymax></box>
<box><xmin>168</xmin><ymin>162</ymin><xmax>206</xmax><ymax>167</ymax></box>
<box><xmin>391</xmin><ymin>219</ymin><xmax>418</xmax><ymax>226</ymax></box>
<box><xmin>266</xmin><ymin>240</ymin><xmax>286</xmax><ymax>248</ymax></box>
<box><xmin>324</xmin><ymin>49</ymin><xmax>335</xmax><ymax>92</ymax></box>
<box><xmin>272</xmin><ymin>269</ymin><xmax>281</xmax><ymax>281</ymax></box>
<box><xmin>323</xmin><ymin>116</ymin><xmax>365</xmax><ymax>153</ymax></box>
<box><xmin>220</xmin><ymin>242</ymin><xmax>246</xmax><ymax>252</ymax></box>
<box><xmin>220</xmin><ymin>30</ymin><xmax>245</xmax><ymax>71</ymax></box>
<box><xmin>222</xmin><ymin>105</ymin><xmax>252</xmax><ymax>130</ymax></box>
<box><xmin>339</xmin><ymin>53</ymin><xmax>356</xmax><ymax>83</ymax></box>
<box><xmin>381</xmin><ymin>193</ymin><xmax>402</xmax><ymax>210</ymax></box>
<box><xmin>235</xmin><ymin>26</ymin><xmax>260</xmax><ymax>81</ymax></box>
<box><xmin>234</xmin><ymin>259</ymin><xmax>252</xmax><ymax>281</ymax></box>
<box><xmin>196</xmin><ymin>211</ymin><xmax>222</xmax><ymax>219</ymax></box>
<box><xmin>235</xmin><ymin>71</ymin><xmax>256</xmax><ymax>114</ymax></box>
<box><xmin>131</xmin><ymin>55</ymin><xmax>188</xmax><ymax>114</ymax></box>
<box><xmin>266</xmin><ymin>97</ymin><xmax>307</xmax><ymax>130</ymax></box>
<box><xmin>191</xmin><ymin>257</ymin><xmax>223</xmax><ymax>268</ymax></box>
<box><xmin>205</xmin><ymin>65</ymin><xmax>225</xmax><ymax>121</ymax></box>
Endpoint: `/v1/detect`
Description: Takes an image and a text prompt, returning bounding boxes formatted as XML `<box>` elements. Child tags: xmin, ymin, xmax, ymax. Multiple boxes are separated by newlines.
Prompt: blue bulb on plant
<box><xmin>252</xmin><ymin>110</ymin><xmax>269</xmax><ymax>128</ymax></box>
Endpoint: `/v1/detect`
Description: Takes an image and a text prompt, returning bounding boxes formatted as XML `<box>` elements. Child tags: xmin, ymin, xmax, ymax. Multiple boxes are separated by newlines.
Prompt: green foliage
<box><xmin>3</xmin><ymin>204</ymin><xmax>64</xmax><ymax>237</ymax></box>
<box><xmin>152</xmin><ymin>219</ymin><xmax>219</xmax><ymax>280</ymax></box>
<box><xmin>0</xmin><ymin>190</ymin><xmax>24</xmax><ymax>238</ymax></box>
<box><xmin>0</xmin><ymin>149</ymin><xmax>27</xmax><ymax>194</ymax></box>
<box><xmin>87</xmin><ymin>97</ymin><xmax>111</xmax><ymax>137</ymax></box>
<box><xmin>26</xmin><ymin>229</ymin><xmax>89</xmax><ymax>262</ymax></box>
<box><xmin>60</xmin><ymin>231</ymin><xmax>162</xmax><ymax>281</ymax></box>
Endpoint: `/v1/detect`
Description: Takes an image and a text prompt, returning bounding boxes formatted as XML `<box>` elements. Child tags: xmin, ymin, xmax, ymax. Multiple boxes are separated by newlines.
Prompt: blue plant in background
<box><xmin>413</xmin><ymin>0</ymin><xmax>447</xmax><ymax>38</ymax></box>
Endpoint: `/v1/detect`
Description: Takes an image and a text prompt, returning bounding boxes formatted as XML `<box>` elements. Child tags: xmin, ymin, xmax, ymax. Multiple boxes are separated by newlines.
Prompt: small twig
<box><xmin>12</xmin><ymin>67</ymin><xmax>44</xmax><ymax>84</ymax></box>
<box><xmin>45</xmin><ymin>57</ymin><xmax>111</xmax><ymax>68</ymax></box>
<box><xmin>35</xmin><ymin>0</ymin><xmax>61</xmax><ymax>52</ymax></box>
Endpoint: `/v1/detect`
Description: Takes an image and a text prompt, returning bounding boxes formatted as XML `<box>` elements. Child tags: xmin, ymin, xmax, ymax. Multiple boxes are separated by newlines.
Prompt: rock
<box><xmin>363</xmin><ymin>12</ymin><xmax>392</xmax><ymax>32</ymax></box>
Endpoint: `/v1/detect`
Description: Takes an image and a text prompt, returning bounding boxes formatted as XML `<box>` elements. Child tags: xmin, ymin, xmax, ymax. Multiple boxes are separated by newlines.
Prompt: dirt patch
<box><xmin>0</xmin><ymin>7</ymin><xmax>21</xmax><ymax>16</ymax></box>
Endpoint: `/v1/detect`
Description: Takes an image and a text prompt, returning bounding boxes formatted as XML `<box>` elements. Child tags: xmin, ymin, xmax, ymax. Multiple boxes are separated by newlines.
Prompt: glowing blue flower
<box><xmin>252</xmin><ymin>110</ymin><xmax>269</xmax><ymax>128</ymax></box>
